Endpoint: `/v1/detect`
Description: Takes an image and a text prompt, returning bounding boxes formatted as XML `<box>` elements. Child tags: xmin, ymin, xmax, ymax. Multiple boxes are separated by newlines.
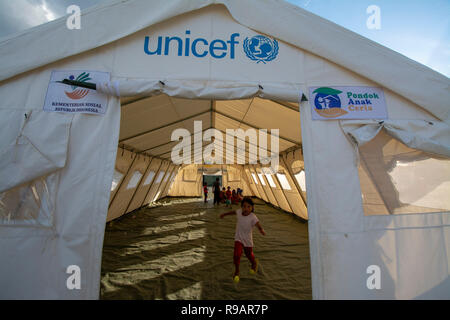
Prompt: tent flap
<box><xmin>0</xmin><ymin>110</ymin><xmax>73</xmax><ymax>193</ymax></box>
<box><xmin>340</xmin><ymin>119</ymin><xmax>450</xmax><ymax>158</ymax></box>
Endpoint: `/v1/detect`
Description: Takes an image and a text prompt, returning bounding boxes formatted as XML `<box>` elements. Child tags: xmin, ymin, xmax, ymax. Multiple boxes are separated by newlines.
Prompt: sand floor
<box><xmin>100</xmin><ymin>197</ymin><xmax>312</xmax><ymax>299</ymax></box>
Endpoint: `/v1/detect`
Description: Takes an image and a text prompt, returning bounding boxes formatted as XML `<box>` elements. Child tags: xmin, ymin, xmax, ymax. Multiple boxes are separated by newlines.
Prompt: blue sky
<box><xmin>287</xmin><ymin>0</ymin><xmax>450</xmax><ymax>77</ymax></box>
<box><xmin>0</xmin><ymin>0</ymin><xmax>448</xmax><ymax>77</ymax></box>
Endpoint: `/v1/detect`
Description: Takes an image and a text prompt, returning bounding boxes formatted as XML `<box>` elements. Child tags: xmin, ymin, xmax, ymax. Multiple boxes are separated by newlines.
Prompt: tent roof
<box><xmin>1</xmin><ymin>0</ymin><xmax>448</xmax><ymax>124</ymax></box>
<box><xmin>119</xmin><ymin>95</ymin><xmax>301</xmax><ymax>162</ymax></box>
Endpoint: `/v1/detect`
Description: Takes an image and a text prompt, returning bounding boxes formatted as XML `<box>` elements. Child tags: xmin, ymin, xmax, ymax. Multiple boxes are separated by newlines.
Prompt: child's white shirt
<box><xmin>234</xmin><ymin>208</ymin><xmax>259</xmax><ymax>247</ymax></box>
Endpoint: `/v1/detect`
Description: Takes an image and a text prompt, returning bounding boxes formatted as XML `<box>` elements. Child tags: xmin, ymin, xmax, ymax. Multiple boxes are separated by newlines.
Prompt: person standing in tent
<box><xmin>220</xmin><ymin>197</ymin><xmax>265</xmax><ymax>283</ymax></box>
<box><xmin>213</xmin><ymin>177</ymin><xmax>221</xmax><ymax>205</ymax></box>
<box><xmin>203</xmin><ymin>183</ymin><xmax>208</xmax><ymax>203</ymax></box>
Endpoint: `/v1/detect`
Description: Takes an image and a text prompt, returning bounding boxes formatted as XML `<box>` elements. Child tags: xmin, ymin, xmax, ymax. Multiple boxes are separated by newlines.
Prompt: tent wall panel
<box><xmin>234</xmin><ymin>165</ymin><xmax>253</xmax><ymax>197</ymax></box>
<box><xmin>248</xmin><ymin>166</ymin><xmax>269</xmax><ymax>203</ymax></box>
<box><xmin>300</xmin><ymin>97</ymin><xmax>450</xmax><ymax>299</ymax></box>
<box><xmin>254</xmin><ymin>165</ymin><xmax>279</xmax><ymax>207</ymax></box>
<box><xmin>127</xmin><ymin>158</ymin><xmax>162</xmax><ymax>212</ymax></box>
<box><xmin>144</xmin><ymin>161</ymin><xmax>170</xmax><ymax>204</ymax></box>
<box><xmin>168</xmin><ymin>164</ymin><xmax>202</xmax><ymax>197</ymax></box>
<box><xmin>243</xmin><ymin>167</ymin><xmax>261</xmax><ymax>199</ymax></box>
<box><xmin>282</xmin><ymin>153</ymin><xmax>308</xmax><ymax>208</ymax></box>
<box><xmin>155</xmin><ymin>164</ymin><xmax>176</xmax><ymax>201</ymax></box>
<box><xmin>109</xmin><ymin>149</ymin><xmax>136</xmax><ymax>204</ymax></box>
<box><xmin>161</xmin><ymin>166</ymin><xmax>180</xmax><ymax>198</ymax></box>
<box><xmin>0</xmin><ymin>97</ymin><xmax>121</xmax><ymax>299</ymax></box>
<box><xmin>269</xmin><ymin>171</ymin><xmax>295</xmax><ymax>213</ymax></box>
<box><xmin>107</xmin><ymin>152</ymin><xmax>150</xmax><ymax>221</ymax></box>
<box><xmin>277</xmin><ymin>167</ymin><xmax>307</xmax><ymax>220</ymax></box>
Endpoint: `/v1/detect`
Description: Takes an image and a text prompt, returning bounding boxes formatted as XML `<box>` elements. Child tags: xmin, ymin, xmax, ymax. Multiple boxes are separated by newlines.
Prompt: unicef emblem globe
<box><xmin>243</xmin><ymin>35</ymin><xmax>279</xmax><ymax>63</ymax></box>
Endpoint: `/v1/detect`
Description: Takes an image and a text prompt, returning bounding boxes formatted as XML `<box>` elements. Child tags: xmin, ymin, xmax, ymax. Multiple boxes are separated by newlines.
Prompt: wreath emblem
<box><xmin>243</xmin><ymin>35</ymin><xmax>279</xmax><ymax>64</ymax></box>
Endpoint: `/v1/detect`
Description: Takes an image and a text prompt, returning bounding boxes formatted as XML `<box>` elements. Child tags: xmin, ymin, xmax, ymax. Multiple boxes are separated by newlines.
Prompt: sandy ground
<box><xmin>100</xmin><ymin>197</ymin><xmax>312</xmax><ymax>299</ymax></box>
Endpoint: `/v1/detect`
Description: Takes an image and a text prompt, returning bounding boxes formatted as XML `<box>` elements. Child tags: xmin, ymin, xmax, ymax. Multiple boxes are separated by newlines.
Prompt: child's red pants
<box><xmin>233</xmin><ymin>241</ymin><xmax>256</xmax><ymax>272</ymax></box>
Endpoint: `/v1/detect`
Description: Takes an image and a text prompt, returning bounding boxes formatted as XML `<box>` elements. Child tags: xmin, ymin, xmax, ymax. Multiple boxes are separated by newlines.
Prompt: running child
<box><xmin>220</xmin><ymin>197</ymin><xmax>266</xmax><ymax>283</ymax></box>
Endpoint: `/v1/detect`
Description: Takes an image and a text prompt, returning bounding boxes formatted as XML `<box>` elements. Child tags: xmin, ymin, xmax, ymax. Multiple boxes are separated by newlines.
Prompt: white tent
<box><xmin>0</xmin><ymin>0</ymin><xmax>449</xmax><ymax>299</ymax></box>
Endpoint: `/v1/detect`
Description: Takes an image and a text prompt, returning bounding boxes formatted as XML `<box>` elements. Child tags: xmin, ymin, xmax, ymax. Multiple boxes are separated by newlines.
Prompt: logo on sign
<box><xmin>312</xmin><ymin>87</ymin><xmax>348</xmax><ymax>118</ymax></box>
<box><xmin>64</xmin><ymin>72</ymin><xmax>92</xmax><ymax>100</ymax></box>
<box><xmin>243</xmin><ymin>35</ymin><xmax>279</xmax><ymax>64</ymax></box>
<box><xmin>143</xmin><ymin>31</ymin><xmax>279</xmax><ymax>63</ymax></box>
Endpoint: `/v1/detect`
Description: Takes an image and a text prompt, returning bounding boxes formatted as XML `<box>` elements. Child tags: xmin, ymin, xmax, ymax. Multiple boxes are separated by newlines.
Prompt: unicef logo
<box><xmin>243</xmin><ymin>35</ymin><xmax>279</xmax><ymax>64</ymax></box>
<box><xmin>312</xmin><ymin>87</ymin><xmax>348</xmax><ymax>118</ymax></box>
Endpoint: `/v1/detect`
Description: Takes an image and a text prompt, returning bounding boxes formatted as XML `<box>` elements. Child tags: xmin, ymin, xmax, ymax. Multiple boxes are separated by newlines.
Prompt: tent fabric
<box><xmin>1</xmin><ymin>0</ymin><xmax>448</xmax><ymax>124</ymax></box>
<box><xmin>97</xmin><ymin>79</ymin><xmax>303</xmax><ymax>102</ymax></box>
<box><xmin>340</xmin><ymin>119</ymin><xmax>450</xmax><ymax>158</ymax></box>
<box><xmin>0</xmin><ymin>110</ymin><xmax>73</xmax><ymax>193</ymax></box>
<box><xmin>0</xmin><ymin>0</ymin><xmax>449</xmax><ymax>300</ymax></box>
<box><xmin>300</xmin><ymin>100</ymin><xmax>450</xmax><ymax>299</ymax></box>
<box><xmin>355</xmin><ymin>129</ymin><xmax>450</xmax><ymax>216</ymax></box>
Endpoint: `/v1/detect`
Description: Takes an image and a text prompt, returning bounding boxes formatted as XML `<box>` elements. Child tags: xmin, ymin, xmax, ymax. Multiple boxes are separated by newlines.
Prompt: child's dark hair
<box><xmin>241</xmin><ymin>197</ymin><xmax>254</xmax><ymax>212</ymax></box>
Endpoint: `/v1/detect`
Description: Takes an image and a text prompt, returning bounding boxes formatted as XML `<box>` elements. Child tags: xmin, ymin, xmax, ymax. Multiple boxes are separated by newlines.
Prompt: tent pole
<box><xmin>270</xmin><ymin>100</ymin><xmax>300</xmax><ymax>113</ymax></box>
<box><xmin>259</xmin><ymin>165</ymin><xmax>282</xmax><ymax>208</ymax></box>
<box><xmin>240</xmin><ymin>165</ymin><xmax>256</xmax><ymax>198</ymax></box>
<box><xmin>249</xmin><ymin>165</ymin><xmax>270</xmax><ymax>203</ymax></box>
<box><xmin>155</xmin><ymin>165</ymin><xmax>175</xmax><ymax>202</ymax></box>
<box><xmin>109</xmin><ymin>152</ymin><xmax>138</xmax><ymax>209</ymax></box>
<box><xmin>119</xmin><ymin>110</ymin><xmax>211</xmax><ymax>143</ymax></box>
<box><xmin>123</xmin><ymin>156</ymin><xmax>154</xmax><ymax>215</ymax></box>
<box><xmin>164</xmin><ymin>166</ymin><xmax>181</xmax><ymax>198</ymax></box>
<box><xmin>139</xmin><ymin>160</ymin><xmax>164</xmax><ymax>208</ymax></box>
<box><xmin>273</xmin><ymin>169</ymin><xmax>296</xmax><ymax>214</ymax></box>
<box><xmin>280</xmin><ymin>154</ymin><xmax>308</xmax><ymax>208</ymax></box>
<box><xmin>142</xmin><ymin>127</ymin><xmax>211</xmax><ymax>152</ymax></box>
<box><xmin>214</xmin><ymin>110</ymin><xmax>301</xmax><ymax>146</ymax></box>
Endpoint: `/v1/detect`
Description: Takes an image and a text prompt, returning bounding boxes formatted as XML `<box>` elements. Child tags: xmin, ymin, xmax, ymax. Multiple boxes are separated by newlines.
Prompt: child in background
<box><xmin>203</xmin><ymin>183</ymin><xmax>208</xmax><ymax>203</ymax></box>
<box><xmin>225</xmin><ymin>186</ymin><xmax>232</xmax><ymax>208</ymax></box>
<box><xmin>220</xmin><ymin>197</ymin><xmax>265</xmax><ymax>283</ymax></box>
<box><xmin>231</xmin><ymin>189</ymin><xmax>239</xmax><ymax>205</ymax></box>
<box><xmin>237</xmin><ymin>188</ymin><xmax>244</xmax><ymax>201</ymax></box>
<box><xmin>220</xmin><ymin>187</ymin><xmax>226</xmax><ymax>203</ymax></box>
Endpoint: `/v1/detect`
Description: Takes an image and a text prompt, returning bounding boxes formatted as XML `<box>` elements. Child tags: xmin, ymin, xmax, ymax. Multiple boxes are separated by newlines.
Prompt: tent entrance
<box><xmin>107</xmin><ymin>94</ymin><xmax>308</xmax><ymax>221</ymax></box>
<box><xmin>100</xmin><ymin>92</ymin><xmax>312</xmax><ymax>299</ymax></box>
<box><xmin>202</xmin><ymin>175</ymin><xmax>222</xmax><ymax>187</ymax></box>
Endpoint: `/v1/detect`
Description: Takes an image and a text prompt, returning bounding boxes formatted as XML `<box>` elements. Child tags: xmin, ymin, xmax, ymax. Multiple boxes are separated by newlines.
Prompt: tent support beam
<box><xmin>142</xmin><ymin>127</ymin><xmax>212</xmax><ymax>152</ymax></box>
<box><xmin>273</xmin><ymin>169</ymin><xmax>296</xmax><ymax>214</ymax></box>
<box><xmin>119</xmin><ymin>143</ymin><xmax>166</xmax><ymax>161</ymax></box>
<box><xmin>214</xmin><ymin>110</ymin><xmax>301</xmax><ymax>146</ymax></box>
<box><xmin>121</xmin><ymin>95</ymin><xmax>152</xmax><ymax>107</ymax></box>
<box><xmin>109</xmin><ymin>153</ymin><xmax>138</xmax><ymax>209</ymax></box>
<box><xmin>155</xmin><ymin>165</ymin><xmax>174</xmax><ymax>202</ymax></box>
<box><xmin>280</xmin><ymin>155</ymin><xmax>308</xmax><ymax>208</ymax></box>
<box><xmin>257</xmin><ymin>165</ymin><xmax>282</xmax><ymax>208</ymax></box>
<box><xmin>270</xmin><ymin>100</ymin><xmax>299</xmax><ymax>113</ymax></box>
<box><xmin>248</xmin><ymin>165</ymin><xmax>269</xmax><ymax>203</ymax></box>
<box><xmin>140</xmin><ymin>160</ymin><xmax>164</xmax><ymax>208</ymax></box>
<box><xmin>156</xmin><ymin>138</ymin><xmax>255</xmax><ymax>161</ymax></box>
<box><xmin>123</xmin><ymin>156</ymin><xmax>155</xmax><ymax>215</ymax></box>
<box><xmin>119</xmin><ymin>110</ymin><xmax>211</xmax><ymax>143</ymax></box>
<box><xmin>240</xmin><ymin>165</ymin><xmax>257</xmax><ymax>198</ymax></box>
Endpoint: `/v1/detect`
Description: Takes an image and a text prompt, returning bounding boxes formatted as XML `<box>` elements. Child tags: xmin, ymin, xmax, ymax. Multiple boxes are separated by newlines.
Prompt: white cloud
<box><xmin>2</xmin><ymin>0</ymin><xmax>58</xmax><ymax>28</ymax></box>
